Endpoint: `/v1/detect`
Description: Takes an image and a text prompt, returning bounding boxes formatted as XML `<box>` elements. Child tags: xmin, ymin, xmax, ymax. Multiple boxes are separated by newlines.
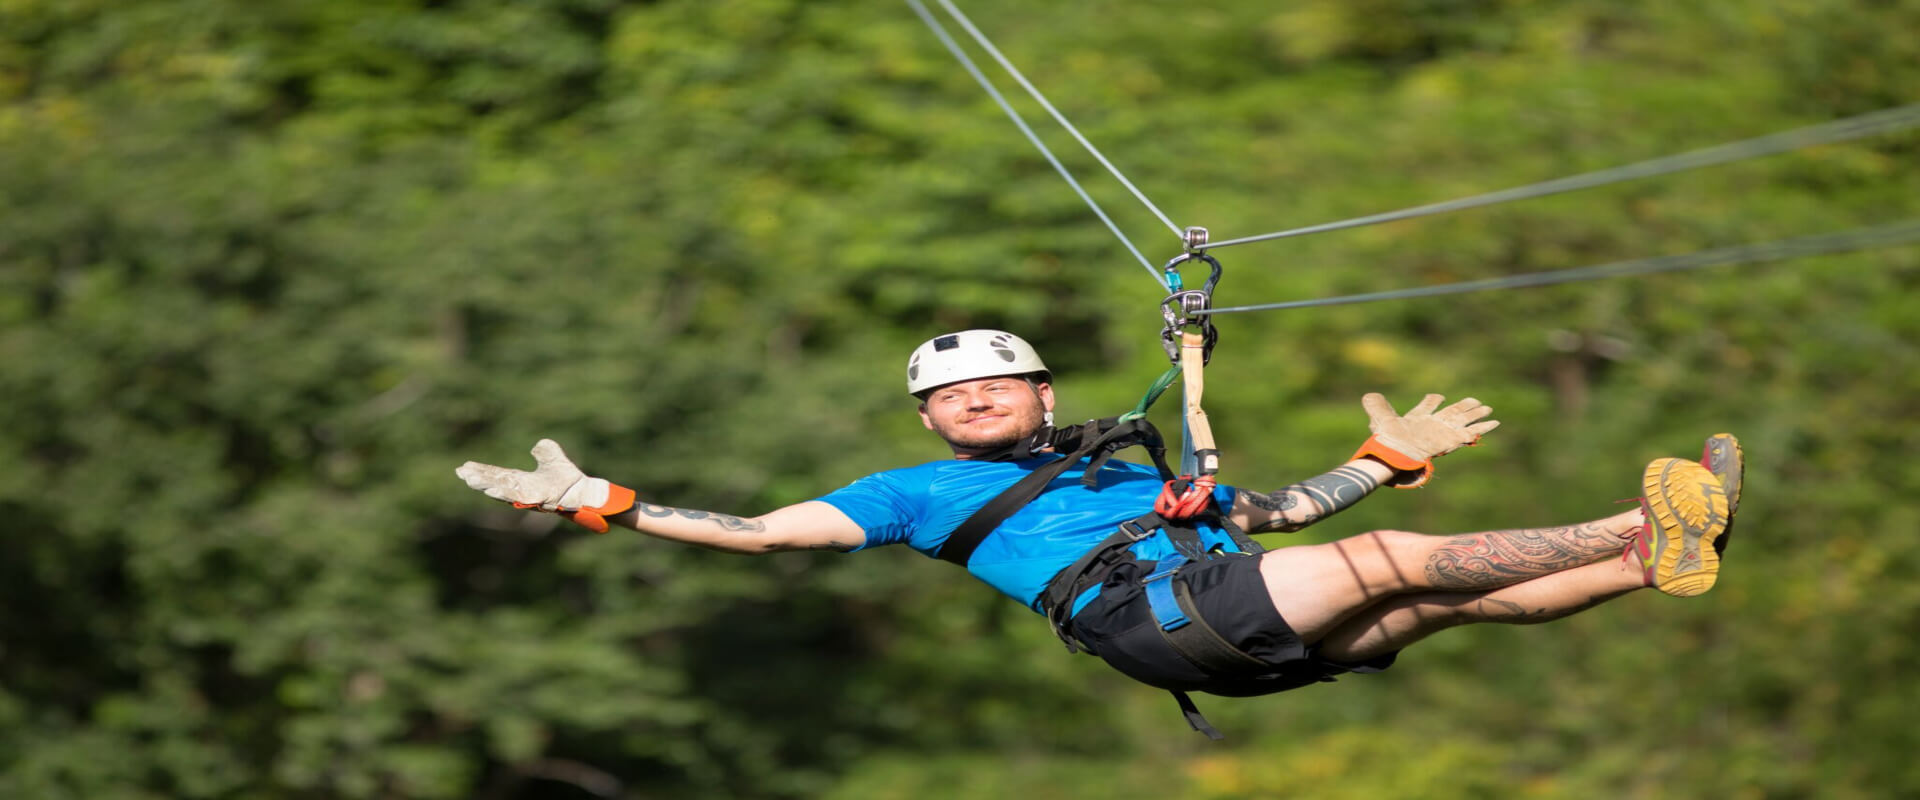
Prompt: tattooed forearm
<box><xmin>636</xmin><ymin>503</ymin><xmax>767</xmax><ymax>532</ymax></box>
<box><xmin>1423</xmin><ymin>522</ymin><xmax>1628</xmax><ymax>590</ymax></box>
<box><xmin>1298</xmin><ymin>466</ymin><xmax>1382</xmax><ymax>511</ymax></box>
<box><xmin>1241</xmin><ymin>465</ymin><xmax>1384</xmax><ymax>532</ymax></box>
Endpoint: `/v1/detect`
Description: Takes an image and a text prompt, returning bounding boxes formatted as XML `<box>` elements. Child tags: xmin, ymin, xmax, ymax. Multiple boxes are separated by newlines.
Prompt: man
<box><xmin>456</xmin><ymin>329</ymin><xmax>1741</xmax><ymax>736</ymax></box>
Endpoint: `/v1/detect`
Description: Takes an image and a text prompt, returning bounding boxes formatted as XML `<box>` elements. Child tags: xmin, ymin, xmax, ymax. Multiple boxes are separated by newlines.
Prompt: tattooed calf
<box><xmin>1423</xmin><ymin>522</ymin><xmax>1625</xmax><ymax>590</ymax></box>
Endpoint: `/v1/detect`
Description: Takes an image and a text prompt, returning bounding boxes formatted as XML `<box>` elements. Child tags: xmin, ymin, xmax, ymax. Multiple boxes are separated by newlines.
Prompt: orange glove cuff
<box><xmin>1351</xmin><ymin>436</ymin><xmax>1433</xmax><ymax>489</ymax></box>
<box><xmin>560</xmin><ymin>484</ymin><xmax>637</xmax><ymax>534</ymax></box>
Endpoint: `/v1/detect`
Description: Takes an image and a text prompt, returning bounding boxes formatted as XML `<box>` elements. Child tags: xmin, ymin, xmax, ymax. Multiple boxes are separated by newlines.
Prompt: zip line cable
<box><xmin>933</xmin><ymin>0</ymin><xmax>1185</xmax><ymax>241</ymax></box>
<box><xmin>1199</xmin><ymin>219</ymin><xmax>1920</xmax><ymax>315</ymax></box>
<box><xmin>905</xmin><ymin>0</ymin><xmax>1169</xmax><ymax>289</ymax></box>
<box><xmin>907</xmin><ymin>5</ymin><xmax>1920</xmax><ymax>312</ymax></box>
<box><xmin>1203</xmin><ymin>103</ymin><xmax>1920</xmax><ymax>251</ymax></box>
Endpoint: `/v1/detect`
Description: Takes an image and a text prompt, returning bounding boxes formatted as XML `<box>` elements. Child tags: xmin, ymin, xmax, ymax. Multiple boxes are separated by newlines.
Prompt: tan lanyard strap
<box><xmin>1179</xmin><ymin>330</ymin><xmax>1220</xmax><ymax>478</ymax></box>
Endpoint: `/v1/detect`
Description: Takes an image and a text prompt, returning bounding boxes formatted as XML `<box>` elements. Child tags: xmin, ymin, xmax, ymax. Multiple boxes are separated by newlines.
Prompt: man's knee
<box><xmin>1334</xmin><ymin>529</ymin><xmax>1434</xmax><ymax>559</ymax></box>
<box><xmin>1286</xmin><ymin>529</ymin><xmax>1444</xmax><ymax>594</ymax></box>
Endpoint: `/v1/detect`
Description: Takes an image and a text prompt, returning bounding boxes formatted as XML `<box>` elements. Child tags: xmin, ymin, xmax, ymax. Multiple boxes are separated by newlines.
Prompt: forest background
<box><xmin>3</xmin><ymin>0</ymin><xmax>1917</xmax><ymax>798</ymax></box>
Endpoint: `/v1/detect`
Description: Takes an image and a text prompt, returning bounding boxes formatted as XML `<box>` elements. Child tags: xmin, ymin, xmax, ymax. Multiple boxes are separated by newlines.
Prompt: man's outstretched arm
<box><xmin>455</xmin><ymin>439</ymin><xmax>866</xmax><ymax>554</ymax></box>
<box><xmin>1228</xmin><ymin>392</ymin><xmax>1501</xmax><ymax>533</ymax></box>
<box><xmin>1229</xmin><ymin>458</ymin><xmax>1396</xmax><ymax>533</ymax></box>
<box><xmin>603</xmin><ymin>500</ymin><xmax>865</xmax><ymax>554</ymax></box>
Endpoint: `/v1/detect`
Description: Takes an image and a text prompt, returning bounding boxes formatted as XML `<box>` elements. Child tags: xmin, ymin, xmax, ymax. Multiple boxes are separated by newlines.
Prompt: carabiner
<box><xmin>1161</xmin><ymin>252</ymin><xmax>1223</xmax><ymax>300</ymax></box>
<box><xmin>1158</xmin><ymin>250</ymin><xmax>1223</xmax><ymax>365</ymax></box>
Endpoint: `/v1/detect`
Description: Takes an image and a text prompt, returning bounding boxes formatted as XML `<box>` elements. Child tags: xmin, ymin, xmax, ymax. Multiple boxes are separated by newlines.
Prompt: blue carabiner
<box><xmin>1162</xmin><ymin>252</ymin><xmax>1223</xmax><ymax>298</ymax></box>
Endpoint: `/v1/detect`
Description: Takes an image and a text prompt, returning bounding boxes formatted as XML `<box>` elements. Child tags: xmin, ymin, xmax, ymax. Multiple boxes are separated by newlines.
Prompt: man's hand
<box><xmin>1353</xmin><ymin>393</ymin><xmax>1499</xmax><ymax>487</ymax></box>
<box><xmin>455</xmin><ymin>439</ymin><xmax>635</xmax><ymax>532</ymax></box>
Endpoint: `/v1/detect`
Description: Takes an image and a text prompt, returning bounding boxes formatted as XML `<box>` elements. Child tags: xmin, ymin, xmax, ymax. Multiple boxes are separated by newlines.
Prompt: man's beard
<box><xmin>931</xmin><ymin>405</ymin><xmax>1046</xmax><ymax>451</ymax></box>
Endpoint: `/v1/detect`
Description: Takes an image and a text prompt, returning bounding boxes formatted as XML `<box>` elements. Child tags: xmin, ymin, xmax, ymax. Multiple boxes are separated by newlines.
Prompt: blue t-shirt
<box><xmin>817</xmin><ymin>456</ymin><xmax>1243</xmax><ymax>613</ymax></box>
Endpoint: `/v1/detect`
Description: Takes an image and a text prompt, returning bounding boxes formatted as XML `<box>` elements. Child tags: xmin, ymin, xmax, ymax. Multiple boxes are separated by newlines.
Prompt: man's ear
<box><xmin>1036</xmin><ymin>382</ymin><xmax>1055</xmax><ymax>412</ymax></box>
<box><xmin>917</xmin><ymin>403</ymin><xmax>934</xmax><ymax>431</ymax></box>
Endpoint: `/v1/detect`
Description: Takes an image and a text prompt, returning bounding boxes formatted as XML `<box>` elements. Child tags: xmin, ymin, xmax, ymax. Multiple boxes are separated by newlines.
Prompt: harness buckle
<box><xmin>1117</xmin><ymin>516</ymin><xmax>1162</xmax><ymax>543</ymax></box>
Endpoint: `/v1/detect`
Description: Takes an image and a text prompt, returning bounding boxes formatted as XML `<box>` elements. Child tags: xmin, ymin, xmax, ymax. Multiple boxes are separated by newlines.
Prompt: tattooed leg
<box><xmin>1422</xmin><ymin>510</ymin><xmax>1643</xmax><ymax>590</ymax></box>
<box><xmin>1256</xmin><ymin>509</ymin><xmax>1644</xmax><ymax>643</ymax></box>
<box><xmin>1313</xmin><ymin>558</ymin><xmax>1645</xmax><ymax>661</ymax></box>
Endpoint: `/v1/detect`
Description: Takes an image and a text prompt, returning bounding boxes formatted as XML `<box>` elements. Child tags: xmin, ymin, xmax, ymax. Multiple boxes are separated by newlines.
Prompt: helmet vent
<box><xmin>934</xmin><ymin>335</ymin><xmax>960</xmax><ymax>351</ymax></box>
<box><xmin>989</xmin><ymin>332</ymin><xmax>1016</xmax><ymax>361</ymax></box>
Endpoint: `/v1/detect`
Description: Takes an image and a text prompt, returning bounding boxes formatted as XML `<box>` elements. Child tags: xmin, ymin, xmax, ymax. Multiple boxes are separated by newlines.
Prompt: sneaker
<box><xmin>1700</xmin><ymin>433</ymin><xmax>1743</xmax><ymax>555</ymax></box>
<box><xmin>1635</xmin><ymin>458</ymin><xmax>1730</xmax><ymax>597</ymax></box>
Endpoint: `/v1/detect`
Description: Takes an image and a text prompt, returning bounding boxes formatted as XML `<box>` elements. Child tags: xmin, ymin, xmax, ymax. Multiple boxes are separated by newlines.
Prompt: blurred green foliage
<box><xmin>1</xmin><ymin>0</ymin><xmax>1916</xmax><ymax>797</ymax></box>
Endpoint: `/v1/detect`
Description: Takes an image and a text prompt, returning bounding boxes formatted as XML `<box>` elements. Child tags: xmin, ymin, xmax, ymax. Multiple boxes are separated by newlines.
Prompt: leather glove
<box><xmin>455</xmin><ymin>439</ymin><xmax>636</xmax><ymax>532</ymax></box>
<box><xmin>1352</xmin><ymin>393</ymin><xmax>1500</xmax><ymax>488</ymax></box>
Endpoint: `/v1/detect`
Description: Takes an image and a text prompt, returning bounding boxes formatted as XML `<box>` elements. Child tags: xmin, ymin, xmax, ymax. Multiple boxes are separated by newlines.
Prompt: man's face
<box><xmin>917</xmin><ymin>375</ymin><xmax>1054</xmax><ymax>457</ymax></box>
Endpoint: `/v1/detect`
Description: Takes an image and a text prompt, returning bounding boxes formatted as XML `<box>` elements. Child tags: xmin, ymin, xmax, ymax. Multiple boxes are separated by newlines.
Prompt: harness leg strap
<box><xmin>1145</xmin><ymin>562</ymin><xmax>1274</xmax><ymax>740</ymax></box>
<box><xmin>1153</xmin><ymin>571</ymin><xmax>1271</xmax><ymax>675</ymax></box>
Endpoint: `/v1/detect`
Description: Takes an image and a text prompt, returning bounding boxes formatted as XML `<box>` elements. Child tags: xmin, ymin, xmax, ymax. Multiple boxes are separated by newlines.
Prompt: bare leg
<box><xmin>1258</xmin><ymin>509</ymin><xmax>1644</xmax><ymax>642</ymax></box>
<box><xmin>1314</xmin><ymin>557</ymin><xmax>1645</xmax><ymax>662</ymax></box>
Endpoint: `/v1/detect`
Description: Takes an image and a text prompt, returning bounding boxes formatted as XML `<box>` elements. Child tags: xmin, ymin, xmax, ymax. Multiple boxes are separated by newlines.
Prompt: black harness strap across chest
<box><xmin>934</xmin><ymin>416</ymin><xmax>1172</xmax><ymax>567</ymax></box>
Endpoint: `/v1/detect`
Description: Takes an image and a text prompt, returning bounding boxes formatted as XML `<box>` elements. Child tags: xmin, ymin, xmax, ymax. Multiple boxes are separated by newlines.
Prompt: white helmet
<box><xmin>906</xmin><ymin>329</ymin><xmax>1050</xmax><ymax>395</ymax></box>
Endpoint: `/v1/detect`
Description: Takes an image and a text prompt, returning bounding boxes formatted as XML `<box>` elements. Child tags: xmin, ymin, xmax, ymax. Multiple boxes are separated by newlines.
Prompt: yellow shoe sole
<box><xmin>1701</xmin><ymin>433</ymin><xmax>1743</xmax><ymax>555</ymax></box>
<box><xmin>1640</xmin><ymin>458</ymin><xmax>1730</xmax><ymax>597</ymax></box>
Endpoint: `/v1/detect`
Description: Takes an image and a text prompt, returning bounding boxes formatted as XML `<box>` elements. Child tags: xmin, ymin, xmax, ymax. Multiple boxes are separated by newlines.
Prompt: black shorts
<box><xmin>1067</xmin><ymin>554</ymin><xmax>1397</xmax><ymax>697</ymax></box>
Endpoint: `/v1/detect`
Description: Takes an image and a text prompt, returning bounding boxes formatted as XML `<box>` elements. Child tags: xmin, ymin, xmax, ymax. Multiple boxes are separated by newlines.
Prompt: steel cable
<box><xmin>1204</xmin><ymin>103</ymin><xmax>1920</xmax><ymax>251</ymax></box>
<box><xmin>933</xmin><ymin>0</ymin><xmax>1185</xmax><ymax>241</ymax></box>
<box><xmin>1201</xmin><ymin>220</ymin><xmax>1920</xmax><ymax>315</ymax></box>
<box><xmin>905</xmin><ymin>0</ymin><xmax>1168</xmax><ymax>289</ymax></box>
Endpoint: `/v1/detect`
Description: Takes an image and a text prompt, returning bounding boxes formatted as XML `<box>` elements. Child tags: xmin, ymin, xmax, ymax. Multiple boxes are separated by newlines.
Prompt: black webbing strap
<box><xmin>1159</xmin><ymin>517</ymin><xmax>1209</xmax><ymax>562</ymax></box>
<box><xmin>936</xmin><ymin>417</ymin><xmax>1169</xmax><ymax>567</ymax></box>
<box><xmin>1172</xmin><ymin>691</ymin><xmax>1224</xmax><ymax>740</ymax></box>
<box><xmin>1219</xmin><ymin>514</ymin><xmax>1264</xmax><ymax>555</ymax></box>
